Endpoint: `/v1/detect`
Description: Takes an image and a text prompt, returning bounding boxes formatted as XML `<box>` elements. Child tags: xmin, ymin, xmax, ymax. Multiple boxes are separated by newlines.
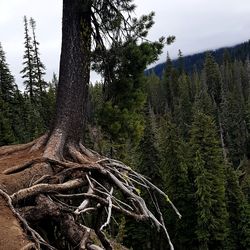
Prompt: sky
<box><xmin>1</xmin><ymin>0</ymin><xmax>250</xmax><ymax>89</ymax></box>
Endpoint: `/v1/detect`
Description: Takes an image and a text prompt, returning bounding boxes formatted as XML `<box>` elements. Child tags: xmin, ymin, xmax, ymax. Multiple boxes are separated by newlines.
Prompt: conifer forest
<box><xmin>0</xmin><ymin>1</ymin><xmax>250</xmax><ymax>250</ymax></box>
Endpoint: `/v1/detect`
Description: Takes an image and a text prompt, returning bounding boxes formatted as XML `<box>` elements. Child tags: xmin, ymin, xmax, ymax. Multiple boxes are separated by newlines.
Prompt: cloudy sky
<box><xmin>1</xmin><ymin>0</ymin><xmax>250</xmax><ymax>89</ymax></box>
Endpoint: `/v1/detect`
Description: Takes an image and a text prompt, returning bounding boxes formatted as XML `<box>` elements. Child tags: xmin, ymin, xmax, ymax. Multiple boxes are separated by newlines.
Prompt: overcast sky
<box><xmin>1</xmin><ymin>0</ymin><xmax>250</xmax><ymax>89</ymax></box>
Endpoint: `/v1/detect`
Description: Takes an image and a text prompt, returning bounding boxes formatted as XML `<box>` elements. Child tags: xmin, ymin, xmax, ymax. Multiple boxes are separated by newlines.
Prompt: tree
<box><xmin>158</xmin><ymin>116</ymin><xmax>193</xmax><ymax>249</ymax></box>
<box><xmin>224</xmin><ymin>165</ymin><xmax>250</xmax><ymax>249</ymax></box>
<box><xmin>98</xmin><ymin>40</ymin><xmax>161</xmax><ymax>160</ymax></box>
<box><xmin>20</xmin><ymin>15</ymin><xmax>36</xmax><ymax>101</ymax></box>
<box><xmin>189</xmin><ymin>112</ymin><xmax>228</xmax><ymax>250</ymax></box>
<box><xmin>0</xmin><ymin>1</ymin><xmax>179</xmax><ymax>250</ymax></box>
<box><xmin>0</xmin><ymin>42</ymin><xmax>22</xmax><ymax>145</ymax></box>
<box><xmin>29</xmin><ymin>17</ymin><xmax>46</xmax><ymax>93</ymax></box>
<box><xmin>0</xmin><ymin>99</ymin><xmax>15</xmax><ymax>146</ymax></box>
<box><xmin>0</xmin><ymin>43</ymin><xmax>17</xmax><ymax>103</ymax></box>
<box><xmin>124</xmin><ymin>106</ymin><xmax>163</xmax><ymax>250</ymax></box>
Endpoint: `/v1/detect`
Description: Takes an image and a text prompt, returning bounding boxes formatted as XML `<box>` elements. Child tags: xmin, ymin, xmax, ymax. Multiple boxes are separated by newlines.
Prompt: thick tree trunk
<box><xmin>49</xmin><ymin>0</ymin><xmax>91</xmax><ymax>146</ymax></box>
<box><xmin>0</xmin><ymin>1</ymin><xmax>178</xmax><ymax>249</ymax></box>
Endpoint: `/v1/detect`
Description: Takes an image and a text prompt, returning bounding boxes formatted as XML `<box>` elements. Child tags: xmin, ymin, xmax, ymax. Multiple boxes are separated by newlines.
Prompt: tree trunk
<box><xmin>0</xmin><ymin>1</ymin><xmax>178</xmax><ymax>249</ymax></box>
<box><xmin>46</xmin><ymin>0</ymin><xmax>91</xmax><ymax>156</ymax></box>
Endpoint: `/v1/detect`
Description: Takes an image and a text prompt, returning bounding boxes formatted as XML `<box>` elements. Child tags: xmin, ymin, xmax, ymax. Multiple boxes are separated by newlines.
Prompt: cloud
<box><xmin>1</xmin><ymin>0</ymin><xmax>250</xmax><ymax>88</ymax></box>
<box><xmin>0</xmin><ymin>0</ymin><xmax>62</xmax><ymax>89</ymax></box>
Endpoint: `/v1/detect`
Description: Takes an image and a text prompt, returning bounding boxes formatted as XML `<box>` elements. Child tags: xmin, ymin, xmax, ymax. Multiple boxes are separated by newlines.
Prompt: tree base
<box><xmin>0</xmin><ymin>135</ymin><xmax>179</xmax><ymax>250</ymax></box>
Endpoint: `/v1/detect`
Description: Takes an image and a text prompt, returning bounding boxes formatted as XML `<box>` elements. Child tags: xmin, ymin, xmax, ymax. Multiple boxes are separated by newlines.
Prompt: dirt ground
<box><xmin>0</xmin><ymin>197</ymin><xmax>32</xmax><ymax>250</ymax></box>
<box><xmin>0</xmin><ymin>148</ymin><xmax>41</xmax><ymax>250</ymax></box>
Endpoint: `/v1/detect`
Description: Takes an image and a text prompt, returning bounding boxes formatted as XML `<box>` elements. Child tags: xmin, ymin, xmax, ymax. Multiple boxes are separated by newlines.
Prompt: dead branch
<box><xmin>75</xmin><ymin>183</ymin><xmax>94</xmax><ymax>215</ymax></box>
<box><xmin>100</xmin><ymin>187</ymin><xmax>113</xmax><ymax>231</ymax></box>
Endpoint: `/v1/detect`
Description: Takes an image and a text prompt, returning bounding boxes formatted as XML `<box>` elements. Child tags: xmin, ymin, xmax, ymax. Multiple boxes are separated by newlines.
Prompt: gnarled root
<box><xmin>0</xmin><ymin>135</ymin><xmax>180</xmax><ymax>250</ymax></box>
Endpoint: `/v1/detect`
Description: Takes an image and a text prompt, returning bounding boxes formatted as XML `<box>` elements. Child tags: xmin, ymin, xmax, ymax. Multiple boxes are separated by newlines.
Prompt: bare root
<box><xmin>0</xmin><ymin>137</ymin><xmax>181</xmax><ymax>250</ymax></box>
<box><xmin>0</xmin><ymin>134</ymin><xmax>47</xmax><ymax>156</ymax></box>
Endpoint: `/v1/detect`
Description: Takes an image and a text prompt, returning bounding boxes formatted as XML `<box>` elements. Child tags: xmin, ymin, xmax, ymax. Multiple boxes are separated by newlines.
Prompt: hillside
<box><xmin>146</xmin><ymin>39</ymin><xmax>250</xmax><ymax>77</ymax></box>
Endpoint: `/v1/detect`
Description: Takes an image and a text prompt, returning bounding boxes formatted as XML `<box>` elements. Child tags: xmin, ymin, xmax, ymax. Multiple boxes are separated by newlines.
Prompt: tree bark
<box><xmin>50</xmin><ymin>0</ymin><xmax>91</xmax><ymax>146</ymax></box>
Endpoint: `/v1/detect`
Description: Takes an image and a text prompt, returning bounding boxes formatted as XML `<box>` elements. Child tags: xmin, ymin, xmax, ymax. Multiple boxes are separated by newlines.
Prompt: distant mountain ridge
<box><xmin>146</xmin><ymin>40</ymin><xmax>250</xmax><ymax>78</ymax></box>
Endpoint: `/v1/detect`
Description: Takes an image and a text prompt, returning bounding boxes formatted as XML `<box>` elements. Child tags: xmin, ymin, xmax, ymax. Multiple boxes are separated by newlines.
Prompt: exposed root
<box><xmin>29</xmin><ymin>133</ymin><xmax>49</xmax><ymax>152</ymax></box>
<box><xmin>20</xmin><ymin>243</ymin><xmax>37</xmax><ymax>250</ymax></box>
<box><xmin>0</xmin><ymin>136</ymin><xmax>181</xmax><ymax>250</ymax></box>
<box><xmin>11</xmin><ymin>178</ymin><xmax>86</xmax><ymax>205</ymax></box>
<box><xmin>2</xmin><ymin>158</ymin><xmax>45</xmax><ymax>175</ymax></box>
<box><xmin>0</xmin><ymin>189</ymin><xmax>56</xmax><ymax>250</ymax></box>
<box><xmin>43</xmin><ymin>129</ymin><xmax>66</xmax><ymax>160</ymax></box>
<box><xmin>0</xmin><ymin>135</ymin><xmax>46</xmax><ymax>156</ymax></box>
<box><xmin>68</xmin><ymin>143</ymin><xmax>93</xmax><ymax>164</ymax></box>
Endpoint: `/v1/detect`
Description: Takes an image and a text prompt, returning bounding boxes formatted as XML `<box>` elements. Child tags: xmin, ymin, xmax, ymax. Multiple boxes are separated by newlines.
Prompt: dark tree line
<box><xmin>86</xmin><ymin>51</ymin><xmax>250</xmax><ymax>249</ymax></box>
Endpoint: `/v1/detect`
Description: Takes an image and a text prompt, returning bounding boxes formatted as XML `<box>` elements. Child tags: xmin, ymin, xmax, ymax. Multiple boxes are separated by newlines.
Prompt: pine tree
<box><xmin>124</xmin><ymin>105</ymin><xmax>163</xmax><ymax>250</ymax></box>
<box><xmin>0</xmin><ymin>43</ymin><xmax>17</xmax><ymax>102</ymax></box>
<box><xmin>159</xmin><ymin>116</ymin><xmax>193</xmax><ymax>248</ymax></box>
<box><xmin>99</xmin><ymin>40</ymin><xmax>162</xmax><ymax>159</ymax></box>
<box><xmin>189</xmin><ymin>111</ymin><xmax>228</xmax><ymax>250</ymax></box>
<box><xmin>204</xmin><ymin>52</ymin><xmax>222</xmax><ymax>106</ymax></box>
<box><xmin>177</xmin><ymin>49</ymin><xmax>184</xmax><ymax>74</ymax></box>
<box><xmin>174</xmin><ymin>73</ymin><xmax>193</xmax><ymax>138</ymax></box>
<box><xmin>0</xmin><ymin>42</ymin><xmax>20</xmax><ymax>144</ymax></box>
<box><xmin>138</xmin><ymin>106</ymin><xmax>161</xmax><ymax>184</ymax></box>
<box><xmin>225</xmin><ymin>165</ymin><xmax>250</xmax><ymax>249</ymax></box>
<box><xmin>29</xmin><ymin>17</ymin><xmax>47</xmax><ymax>93</ymax></box>
<box><xmin>145</xmin><ymin>74</ymin><xmax>163</xmax><ymax>114</ymax></box>
<box><xmin>20</xmin><ymin>16</ymin><xmax>36</xmax><ymax>101</ymax></box>
<box><xmin>161</xmin><ymin>53</ymin><xmax>179</xmax><ymax>114</ymax></box>
<box><xmin>0</xmin><ymin>98</ymin><xmax>15</xmax><ymax>146</ymax></box>
<box><xmin>221</xmin><ymin>91</ymin><xmax>247</xmax><ymax>166</ymax></box>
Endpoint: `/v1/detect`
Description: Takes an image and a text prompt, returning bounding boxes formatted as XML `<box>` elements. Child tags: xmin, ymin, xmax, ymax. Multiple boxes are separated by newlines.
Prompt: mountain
<box><xmin>146</xmin><ymin>40</ymin><xmax>250</xmax><ymax>78</ymax></box>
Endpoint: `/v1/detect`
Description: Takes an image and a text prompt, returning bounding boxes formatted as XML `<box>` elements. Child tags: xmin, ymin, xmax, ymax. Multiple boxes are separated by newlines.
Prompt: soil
<box><xmin>0</xmin><ymin>197</ymin><xmax>32</xmax><ymax>250</ymax></box>
<box><xmin>0</xmin><ymin>148</ymin><xmax>42</xmax><ymax>250</ymax></box>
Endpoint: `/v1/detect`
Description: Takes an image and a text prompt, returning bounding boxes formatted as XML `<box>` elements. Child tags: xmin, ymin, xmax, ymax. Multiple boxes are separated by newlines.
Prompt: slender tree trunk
<box><xmin>45</xmin><ymin>0</ymin><xmax>92</xmax><ymax>157</ymax></box>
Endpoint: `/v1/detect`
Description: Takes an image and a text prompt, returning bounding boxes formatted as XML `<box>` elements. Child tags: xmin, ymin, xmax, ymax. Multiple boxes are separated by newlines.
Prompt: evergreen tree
<box><xmin>221</xmin><ymin>91</ymin><xmax>247</xmax><ymax>166</ymax></box>
<box><xmin>0</xmin><ymin>43</ymin><xmax>17</xmax><ymax>102</ymax></box>
<box><xmin>0</xmin><ymin>98</ymin><xmax>15</xmax><ymax>146</ymax></box>
<box><xmin>138</xmin><ymin>106</ymin><xmax>161</xmax><ymax>184</ymax></box>
<box><xmin>20</xmin><ymin>16</ymin><xmax>36</xmax><ymax>101</ymax></box>
<box><xmin>161</xmin><ymin>53</ymin><xmax>179</xmax><ymax>114</ymax></box>
<box><xmin>29</xmin><ymin>17</ymin><xmax>47</xmax><ymax>93</ymax></box>
<box><xmin>174</xmin><ymin>73</ymin><xmax>193</xmax><ymax>138</ymax></box>
<box><xmin>177</xmin><ymin>49</ymin><xmax>184</xmax><ymax>74</ymax></box>
<box><xmin>225</xmin><ymin>165</ymin><xmax>250</xmax><ymax>249</ymax></box>
<box><xmin>145</xmin><ymin>74</ymin><xmax>164</xmax><ymax>114</ymax></box>
<box><xmin>159</xmin><ymin>116</ymin><xmax>193</xmax><ymax>248</ymax></box>
<box><xmin>98</xmin><ymin>40</ymin><xmax>162</xmax><ymax>159</ymax></box>
<box><xmin>204</xmin><ymin>52</ymin><xmax>222</xmax><ymax>106</ymax></box>
<box><xmin>189</xmin><ymin>111</ymin><xmax>228</xmax><ymax>250</ymax></box>
<box><xmin>125</xmin><ymin>105</ymin><xmax>163</xmax><ymax>250</ymax></box>
<box><xmin>0</xmin><ymin>42</ymin><xmax>20</xmax><ymax>144</ymax></box>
